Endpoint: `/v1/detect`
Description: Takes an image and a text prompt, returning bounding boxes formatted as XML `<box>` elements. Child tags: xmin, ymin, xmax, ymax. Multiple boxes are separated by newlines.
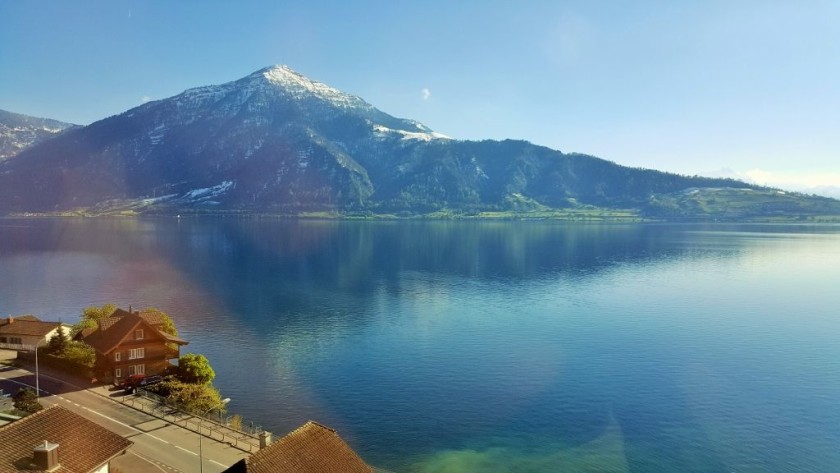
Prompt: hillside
<box><xmin>0</xmin><ymin>109</ymin><xmax>77</xmax><ymax>161</ymax></box>
<box><xmin>1</xmin><ymin>66</ymin><xmax>838</xmax><ymax>220</ymax></box>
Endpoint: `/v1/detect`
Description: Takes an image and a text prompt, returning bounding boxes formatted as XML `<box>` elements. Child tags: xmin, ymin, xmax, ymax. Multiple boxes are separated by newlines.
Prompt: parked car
<box><xmin>116</xmin><ymin>374</ymin><xmax>144</xmax><ymax>392</ymax></box>
<box><xmin>136</xmin><ymin>375</ymin><xmax>163</xmax><ymax>391</ymax></box>
<box><xmin>122</xmin><ymin>374</ymin><xmax>163</xmax><ymax>394</ymax></box>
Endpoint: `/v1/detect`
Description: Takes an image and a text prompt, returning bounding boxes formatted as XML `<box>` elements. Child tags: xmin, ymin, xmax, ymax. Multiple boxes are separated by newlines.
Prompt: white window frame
<box><xmin>115</xmin><ymin>352</ymin><xmax>121</xmax><ymax>362</ymax></box>
<box><xmin>128</xmin><ymin>348</ymin><xmax>145</xmax><ymax>360</ymax></box>
<box><xmin>135</xmin><ymin>364</ymin><xmax>145</xmax><ymax>375</ymax></box>
<box><xmin>135</xmin><ymin>329</ymin><xmax>144</xmax><ymax>340</ymax></box>
<box><xmin>128</xmin><ymin>365</ymin><xmax>135</xmax><ymax>376</ymax></box>
<box><xmin>115</xmin><ymin>368</ymin><xmax>121</xmax><ymax>378</ymax></box>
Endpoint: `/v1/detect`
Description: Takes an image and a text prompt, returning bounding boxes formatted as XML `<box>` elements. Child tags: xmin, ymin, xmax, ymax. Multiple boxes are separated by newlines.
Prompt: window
<box><xmin>0</xmin><ymin>337</ymin><xmax>6</xmax><ymax>343</ymax></box>
<box><xmin>115</xmin><ymin>352</ymin><xmax>121</xmax><ymax>362</ymax></box>
<box><xmin>128</xmin><ymin>364</ymin><xmax>145</xmax><ymax>375</ymax></box>
<box><xmin>135</xmin><ymin>329</ymin><xmax>144</xmax><ymax>340</ymax></box>
<box><xmin>115</xmin><ymin>368</ymin><xmax>121</xmax><ymax>378</ymax></box>
<box><xmin>129</xmin><ymin>348</ymin><xmax>145</xmax><ymax>360</ymax></box>
<box><xmin>10</xmin><ymin>337</ymin><xmax>22</xmax><ymax>344</ymax></box>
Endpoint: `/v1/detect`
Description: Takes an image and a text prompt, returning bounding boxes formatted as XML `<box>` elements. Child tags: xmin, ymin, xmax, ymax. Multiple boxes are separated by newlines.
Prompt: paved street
<box><xmin>0</xmin><ymin>353</ymin><xmax>249</xmax><ymax>472</ymax></box>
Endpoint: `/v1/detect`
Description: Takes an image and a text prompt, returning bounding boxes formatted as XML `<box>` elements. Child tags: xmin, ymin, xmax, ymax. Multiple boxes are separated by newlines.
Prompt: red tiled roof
<box><xmin>110</xmin><ymin>308</ymin><xmax>169</xmax><ymax>327</ymax></box>
<box><xmin>80</xmin><ymin>312</ymin><xmax>145</xmax><ymax>354</ymax></box>
<box><xmin>78</xmin><ymin>308</ymin><xmax>180</xmax><ymax>338</ymax></box>
<box><xmin>224</xmin><ymin>421</ymin><xmax>373</xmax><ymax>473</ymax></box>
<box><xmin>0</xmin><ymin>320</ymin><xmax>60</xmax><ymax>338</ymax></box>
<box><xmin>80</xmin><ymin>312</ymin><xmax>187</xmax><ymax>355</ymax></box>
<box><xmin>0</xmin><ymin>315</ymin><xmax>43</xmax><ymax>323</ymax></box>
<box><xmin>160</xmin><ymin>331</ymin><xmax>188</xmax><ymax>345</ymax></box>
<box><xmin>0</xmin><ymin>405</ymin><xmax>132</xmax><ymax>472</ymax></box>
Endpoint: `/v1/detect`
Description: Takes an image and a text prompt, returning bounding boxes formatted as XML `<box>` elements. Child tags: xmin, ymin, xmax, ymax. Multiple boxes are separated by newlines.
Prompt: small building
<box><xmin>77</xmin><ymin>308</ymin><xmax>188</xmax><ymax>383</ymax></box>
<box><xmin>0</xmin><ymin>315</ymin><xmax>71</xmax><ymax>351</ymax></box>
<box><xmin>223</xmin><ymin>421</ymin><xmax>374</xmax><ymax>473</ymax></box>
<box><xmin>0</xmin><ymin>405</ymin><xmax>132</xmax><ymax>472</ymax></box>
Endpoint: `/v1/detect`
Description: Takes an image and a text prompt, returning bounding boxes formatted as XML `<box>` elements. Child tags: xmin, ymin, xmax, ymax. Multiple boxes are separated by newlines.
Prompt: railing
<box><xmin>122</xmin><ymin>388</ymin><xmax>264</xmax><ymax>452</ymax></box>
<box><xmin>113</xmin><ymin>388</ymin><xmax>396</xmax><ymax>471</ymax></box>
<box><xmin>0</xmin><ymin>342</ymin><xmax>35</xmax><ymax>351</ymax></box>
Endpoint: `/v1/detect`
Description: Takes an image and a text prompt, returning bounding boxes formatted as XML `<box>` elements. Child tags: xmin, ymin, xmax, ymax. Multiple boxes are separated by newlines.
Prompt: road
<box><xmin>0</xmin><ymin>361</ymin><xmax>249</xmax><ymax>472</ymax></box>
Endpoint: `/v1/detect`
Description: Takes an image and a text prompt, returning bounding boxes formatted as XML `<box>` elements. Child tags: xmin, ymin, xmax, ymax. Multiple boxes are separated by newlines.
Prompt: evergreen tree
<box><xmin>47</xmin><ymin>328</ymin><xmax>68</xmax><ymax>355</ymax></box>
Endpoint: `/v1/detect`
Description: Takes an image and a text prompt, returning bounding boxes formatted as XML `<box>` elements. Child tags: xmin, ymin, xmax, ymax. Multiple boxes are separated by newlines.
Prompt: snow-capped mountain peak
<box><xmin>254</xmin><ymin>64</ymin><xmax>373</xmax><ymax>111</ymax></box>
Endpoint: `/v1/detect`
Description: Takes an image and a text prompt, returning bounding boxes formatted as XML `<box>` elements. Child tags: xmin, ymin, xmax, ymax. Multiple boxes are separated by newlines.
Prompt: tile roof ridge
<box><xmin>305</xmin><ymin>420</ymin><xmax>338</xmax><ymax>433</ymax></box>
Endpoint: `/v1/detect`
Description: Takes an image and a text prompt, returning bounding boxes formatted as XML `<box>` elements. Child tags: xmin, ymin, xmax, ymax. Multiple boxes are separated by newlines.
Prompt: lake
<box><xmin>1</xmin><ymin>218</ymin><xmax>839</xmax><ymax>472</ymax></box>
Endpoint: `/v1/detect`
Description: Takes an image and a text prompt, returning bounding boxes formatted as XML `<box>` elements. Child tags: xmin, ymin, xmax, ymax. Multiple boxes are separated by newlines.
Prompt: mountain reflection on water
<box><xmin>1</xmin><ymin>218</ymin><xmax>839</xmax><ymax>472</ymax></box>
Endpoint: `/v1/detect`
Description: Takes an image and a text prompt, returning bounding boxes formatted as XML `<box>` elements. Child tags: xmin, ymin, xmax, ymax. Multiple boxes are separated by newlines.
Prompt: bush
<box><xmin>177</xmin><ymin>353</ymin><xmax>215</xmax><ymax>385</ymax></box>
<box><xmin>13</xmin><ymin>388</ymin><xmax>43</xmax><ymax>413</ymax></box>
<box><xmin>33</xmin><ymin>340</ymin><xmax>96</xmax><ymax>379</ymax></box>
<box><xmin>156</xmin><ymin>379</ymin><xmax>225</xmax><ymax>415</ymax></box>
<box><xmin>62</xmin><ymin>341</ymin><xmax>95</xmax><ymax>367</ymax></box>
<box><xmin>229</xmin><ymin>414</ymin><xmax>243</xmax><ymax>431</ymax></box>
<box><xmin>39</xmin><ymin>353</ymin><xmax>92</xmax><ymax>378</ymax></box>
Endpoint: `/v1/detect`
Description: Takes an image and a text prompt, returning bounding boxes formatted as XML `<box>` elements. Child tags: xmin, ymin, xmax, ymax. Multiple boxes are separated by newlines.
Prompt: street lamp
<box><xmin>34</xmin><ymin>337</ymin><xmax>46</xmax><ymax>400</ymax></box>
<box><xmin>199</xmin><ymin>397</ymin><xmax>230</xmax><ymax>473</ymax></box>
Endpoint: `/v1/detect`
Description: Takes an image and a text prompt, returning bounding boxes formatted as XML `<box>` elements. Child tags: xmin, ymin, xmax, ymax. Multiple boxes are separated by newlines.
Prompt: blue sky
<box><xmin>1</xmin><ymin>1</ymin><xmax>839</xmax><ymax>195</ymax></box>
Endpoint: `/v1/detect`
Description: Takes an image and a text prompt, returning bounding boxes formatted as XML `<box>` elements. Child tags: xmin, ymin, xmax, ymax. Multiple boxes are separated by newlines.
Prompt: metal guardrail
<box><xmin>124</xmin><ymin>388</ymin><xmax>263</xmax><ymax>453</ymax></box>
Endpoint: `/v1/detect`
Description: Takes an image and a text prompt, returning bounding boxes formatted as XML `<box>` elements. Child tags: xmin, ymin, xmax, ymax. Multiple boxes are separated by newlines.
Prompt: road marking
<box><xmin>4</xmin><ymin>376</ymin><xmax>150</xmax><ymax>436</ymax></box>
<box><xmin>175</xmin><ymin>445</ymin><xmax>195</xmax><ymax>455</ymax></box>
<box><xmin>1</xmin><ymin>370</ymin><xmax>235</xmax><ymax>469</ymax></box>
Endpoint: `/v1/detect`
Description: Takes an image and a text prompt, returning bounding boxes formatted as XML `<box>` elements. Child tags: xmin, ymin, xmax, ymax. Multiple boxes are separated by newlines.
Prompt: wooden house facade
<box><xmin>77</xmin><ymin>309</ymin><xmax>187</xmax><ymax>383</ymax></box>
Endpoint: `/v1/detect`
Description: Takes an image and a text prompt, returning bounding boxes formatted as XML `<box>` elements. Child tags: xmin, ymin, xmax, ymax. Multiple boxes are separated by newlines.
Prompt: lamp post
<box><xmin>199</xmin><ymin>397</ymin><xmax>230</xmax><ymax>473</ymax></box>
<box><xmin>34</xmin><ymin>337</ymin><xmax>46</xmax><ymax>400</ymax></box>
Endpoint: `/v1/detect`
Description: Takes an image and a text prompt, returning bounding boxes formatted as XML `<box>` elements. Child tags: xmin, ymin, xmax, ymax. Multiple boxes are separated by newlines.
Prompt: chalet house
<box><xmin>0</xmin><ymin>315</ymin><xmax>71</xmax><ymax>351</ymax></box>
<box><xmin>77</xmin><ymin>308</ymin><xmax>188</xmax><ymax>383</ymax></box>
<box><xmin>0</xmin><ymin>405</ymin><xmax>132</xmax><ymax>472</ymax></box>
<box><xmin>223</xmin><ymin>421</ymin><xmax>374</xmax><ymax>473</ymax></box>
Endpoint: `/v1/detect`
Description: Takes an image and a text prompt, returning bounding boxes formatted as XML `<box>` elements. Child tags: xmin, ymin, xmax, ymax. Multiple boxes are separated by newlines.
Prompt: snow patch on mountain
<box><xmin>181</xmin><ymin>180</ymin><xmax>235</xmax><ymax>202</ymax></box>
<box><xmin>148</xmin><ymin>123</ymin><xmax>167</xmax><ymax>146</ymax></box>
<box><xmin>260</xmin><ymin>65</ymin><xmax>373</xmax><ymax>111</ymax></box>
<box><xmin>0</xmin><ymin>109</ymin><xmax>77</xmax><ymax>160</ymax></box>
<box><xmin>372</xmin><ymin>124</ymin><xmax>451</xmax><ymax>142</ymax></box>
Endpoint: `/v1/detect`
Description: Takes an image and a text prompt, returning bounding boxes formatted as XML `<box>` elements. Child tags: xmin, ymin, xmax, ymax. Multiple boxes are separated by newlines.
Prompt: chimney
<box><xmin>33</xmin><ymin>441</ymin><xmax>59</xmax><ymax>471</ymax></box>
<box><xmin>259</xmin><ymin>431</ymin><xmax>272</xmax><ymax>449</ymax></box>
<box><xmin>7</xmin><ymin>316</ymin><xmax>12</xmax><ymax>325</ymax></box>
<box><xmin>128</xmin><ymin>305</ymin><xmax>132</xmax><ymax>314</ymax></box>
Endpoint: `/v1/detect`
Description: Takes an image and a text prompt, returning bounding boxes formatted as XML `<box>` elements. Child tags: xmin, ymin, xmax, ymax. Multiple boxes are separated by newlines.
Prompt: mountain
<box><xmin>1</xmin><ymin>66</ymin><xmax>839</xmax><ymax>220</ymax></box>
<box><xmin>0</xmin><ymin>109</ymin><xmax>77</xmax><ymax>161</ymax></box>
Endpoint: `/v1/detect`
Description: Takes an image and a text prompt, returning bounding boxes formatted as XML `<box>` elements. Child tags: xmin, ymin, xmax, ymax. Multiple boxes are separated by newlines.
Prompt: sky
<box><xmin>1</xmin><ymin>0</ymin><xmax>839</xmax><ymax>196</ymax></box>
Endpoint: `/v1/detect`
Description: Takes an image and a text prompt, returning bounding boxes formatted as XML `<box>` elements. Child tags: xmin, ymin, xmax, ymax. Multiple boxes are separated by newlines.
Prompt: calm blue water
<box><xmin>1</xmin><ymin>218</ymin><xmax>839</xmax><ymax>472</ymax></box>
